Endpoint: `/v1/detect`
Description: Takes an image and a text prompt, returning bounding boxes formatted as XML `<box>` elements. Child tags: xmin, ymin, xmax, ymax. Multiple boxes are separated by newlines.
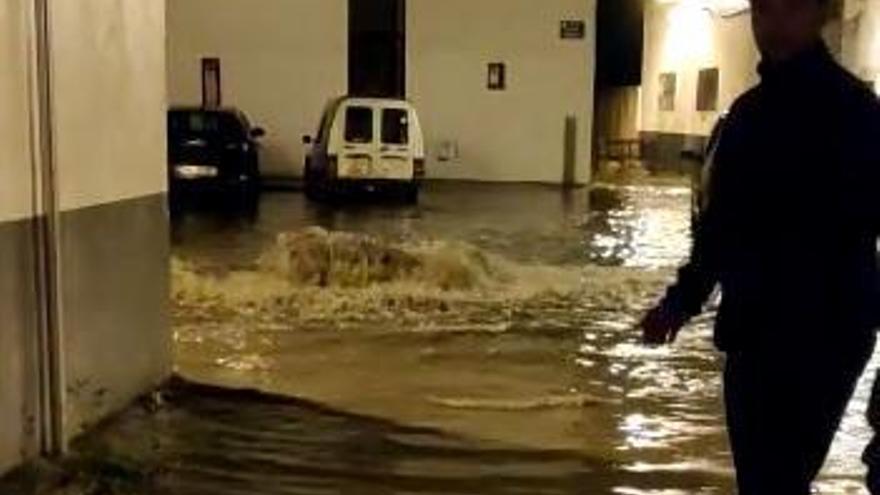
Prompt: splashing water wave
<box><xmin>172</xmin><ymin>227</ymin><xmax>671</xmax><ymax>333</ymax></box>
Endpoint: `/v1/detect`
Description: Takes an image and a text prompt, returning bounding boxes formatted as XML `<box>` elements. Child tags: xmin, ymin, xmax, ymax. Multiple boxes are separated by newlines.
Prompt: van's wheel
<box><xmin>306</xmin><ymin>179</ymin><xmax>332</xmax><ymax>203</ymax></box>
<box><xmin>304</xmin><ymin>181</ymin><xmax>318</xmax><ymax>201</ymax></box>
<box><xmin>303</xmin><ymin>167</ymin><xmax>322</xmax><ymax>202</ymax></box>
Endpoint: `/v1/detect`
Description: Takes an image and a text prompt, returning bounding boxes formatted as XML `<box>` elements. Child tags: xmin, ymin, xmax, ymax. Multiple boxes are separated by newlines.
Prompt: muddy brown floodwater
<box><xmin>166</xmin><ymin>181</ymin><xmax>878</xmax><ymax>494</ymax></box>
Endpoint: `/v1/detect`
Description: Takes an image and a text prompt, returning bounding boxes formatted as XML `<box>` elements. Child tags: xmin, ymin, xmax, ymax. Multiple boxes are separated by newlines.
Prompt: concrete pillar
<box><xmin>0</xmin><ymin>0</ymin><xmax>171</xmax><ymax>475</ymax></box>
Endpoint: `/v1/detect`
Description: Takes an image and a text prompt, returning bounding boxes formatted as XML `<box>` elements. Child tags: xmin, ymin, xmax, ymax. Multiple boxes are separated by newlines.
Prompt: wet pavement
<box><xmin>8</xmin><ymin>181</ymin><xmax>876</xmax><ymax>494</ymax></box>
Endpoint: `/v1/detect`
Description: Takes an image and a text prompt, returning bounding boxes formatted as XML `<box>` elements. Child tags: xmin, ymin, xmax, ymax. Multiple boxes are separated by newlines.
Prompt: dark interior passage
<box><xmin>349</xmin><ymin>0</ymin><xmax>406</xmax><ymax>98</ymax></box>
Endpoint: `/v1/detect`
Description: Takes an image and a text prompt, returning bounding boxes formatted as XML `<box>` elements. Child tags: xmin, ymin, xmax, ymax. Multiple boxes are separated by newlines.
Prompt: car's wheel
<box><xmin>402</xmin><ymin>183</ymin><xmax>420</xmax><ymax>204</ymax></box>
<box><xmin>305</xmin><ymin>181</ymin><xmax>320</xmax><ymax>201</ymax></box>
<box><xmin>228</xmin><ymin>178</ymin><xmax>259</xmax><ymax>213</ymax></box>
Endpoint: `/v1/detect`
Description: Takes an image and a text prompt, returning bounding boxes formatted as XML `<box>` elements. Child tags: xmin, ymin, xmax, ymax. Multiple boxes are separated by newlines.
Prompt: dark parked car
<box><xmin>167</xmin><ymin>107</ymin><xmax>265</xmax><ymax>200</ymax></box>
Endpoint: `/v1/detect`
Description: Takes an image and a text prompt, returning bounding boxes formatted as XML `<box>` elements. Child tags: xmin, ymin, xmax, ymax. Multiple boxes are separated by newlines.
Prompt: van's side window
<box><xmin>345</xmin><ymin>107</ymin><xmax>373</xmax><ymax>144</ymax></box>
<box><xmin>382</xmin><ymin>109</ymin><xmax>409</xmax><ymax>145</ymax></box>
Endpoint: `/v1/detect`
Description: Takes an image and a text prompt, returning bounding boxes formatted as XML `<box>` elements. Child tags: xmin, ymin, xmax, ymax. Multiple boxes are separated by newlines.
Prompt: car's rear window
<box><xmin>344</xmin><ymin>107</ymin><xmax>373</xmax><ymax>144</ymax></box>
<box><xmin>169</xmin><ymin>111</ymin><xmax>244</xmax><ymax>140</ymax></box>
<box><xmin>382</xmin><ymin>108</ymin><xmax>409</xmax><ymax>145</ymax></box>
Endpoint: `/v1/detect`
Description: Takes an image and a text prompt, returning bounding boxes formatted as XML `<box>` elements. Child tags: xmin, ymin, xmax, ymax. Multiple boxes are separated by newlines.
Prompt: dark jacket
<box><xmin>662</xmin><ymin>43</ymin><xmax>880</xmax><ymax>351</ymax></box>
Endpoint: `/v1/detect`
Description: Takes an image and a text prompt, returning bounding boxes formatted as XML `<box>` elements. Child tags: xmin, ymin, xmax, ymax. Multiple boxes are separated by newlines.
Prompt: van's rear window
<box><xmin>382</xmin><ymin>109</ymin><xmax>409</xmax><ymax>145</ymax></box>
<box><xmin>345</xmin><ymin>107</ymin><xmax>373</xmax><ymax>144</ymax></box>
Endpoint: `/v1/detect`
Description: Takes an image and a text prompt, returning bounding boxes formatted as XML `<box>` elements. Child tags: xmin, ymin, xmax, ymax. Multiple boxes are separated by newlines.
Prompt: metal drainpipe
<box><xmin>27</xmin><ymin>0</ymin><xmax>67</xmax><ymax>457</ymax></box>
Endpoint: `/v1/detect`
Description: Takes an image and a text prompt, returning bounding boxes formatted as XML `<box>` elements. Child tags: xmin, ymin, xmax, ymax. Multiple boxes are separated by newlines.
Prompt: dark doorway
<box><xmin>592</xmin><ymin>0</ymin><xmax>644</xmax><ymax>175</ymax></box>
<box><xmin>349</xmin><ymin>0</ymin><xmax>406</xmax><ymax>98</ymax></box>
<box><xmin>596</xmin><ymin>0</ymin><xmax>643</xmax><ymax>88</ymax></box>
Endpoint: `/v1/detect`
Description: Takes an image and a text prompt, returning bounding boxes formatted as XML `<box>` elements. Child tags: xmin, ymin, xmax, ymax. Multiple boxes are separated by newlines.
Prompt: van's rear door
<box><xmin>376</xmin><ymin>107</ymin><xmax>414</xmax><ymax>180</ymax></box>
<box><xmin>338</xmin><ymin>105</ymin><xmax>377</xmax><ymax>179</ymax></box>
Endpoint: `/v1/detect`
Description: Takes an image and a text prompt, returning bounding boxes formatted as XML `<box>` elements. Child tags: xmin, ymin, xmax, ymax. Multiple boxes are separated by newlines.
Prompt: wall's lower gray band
<box><xmin>61</xmin><ymin>193</ymin><xmax>171</xmax><ymax>438</ymax></box>
<box><xmin>640</xmin><ymin>131</ymin><xmax>710</xmax><ymax>174</ymax></box>
<box><xmin>0</xmin><ymin>218</ymin><xmax>42</xmax><ymax>476</ymax></box>
<box><xmin>1</xmin><ymin>193</ymin><xmax>171</xmax><ymax>475</ymax></box>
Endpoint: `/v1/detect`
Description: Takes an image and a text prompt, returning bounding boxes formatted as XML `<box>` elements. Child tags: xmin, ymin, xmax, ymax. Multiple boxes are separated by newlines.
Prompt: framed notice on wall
<box><xmin>659</xmin><ymin>72</ymin><xmax>677</xmax><ymax>112</ymax></box>
<box><xmin>201</xmin><ymin>58</ymin><xmax>222</xmax><ymax>108</ymax></box>
<box><xmin>697</xmin><ymin>68</ymin><xmax>720</xmax><ymax>112</ymax></box>
<box><xmin>488</xmin><ymin>63</ymin><xmax>506</xmax><ymax>91</ymax></box>
<box><xmin>560</xmin><ymin>20</ymin><xmax>586</xmax><ymax>40</ymax></box>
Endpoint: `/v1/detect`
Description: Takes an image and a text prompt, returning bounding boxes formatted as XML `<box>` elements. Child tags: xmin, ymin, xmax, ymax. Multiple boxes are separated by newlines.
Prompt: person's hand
<box><xmin>639</xmin><ymin>304</ymin><xmax>686</xmax><ymax>346</ymax></box>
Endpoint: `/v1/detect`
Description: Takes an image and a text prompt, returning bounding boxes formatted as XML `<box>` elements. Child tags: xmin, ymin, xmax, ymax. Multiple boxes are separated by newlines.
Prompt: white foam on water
<box><xmin>172</xmin><ymin>227</ymin><xmax>672</xmax><ymax>332</ymax></box>
<box><xmin>426</xmin><ymin>393</ymin><xmax>622</xmax><ymax>412</ymax></box>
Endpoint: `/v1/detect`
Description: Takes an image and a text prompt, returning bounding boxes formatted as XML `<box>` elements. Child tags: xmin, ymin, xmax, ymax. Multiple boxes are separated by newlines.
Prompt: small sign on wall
<box><xmin>488</xmin><ymin>63</ymin><xmax>506</xmax><ymax>91</ymax></box>
<box><xmin>659</xmin><ymin>72</ymin><xmax>677</xmax><ymax>112</ymax></box>
<box><xmin>560</xmin><ymin>20</ymin><xmax>586</xmax><ymax>40</ymax></box>
<box><xmin>201</xmin><ymin>57</ymin><xmax>222</xmax><ymax>108</ymax></box>
<box><xmin>697</xmin><ymin>68</ymin><xmax>720</xmax><ymax>112</ymax></box>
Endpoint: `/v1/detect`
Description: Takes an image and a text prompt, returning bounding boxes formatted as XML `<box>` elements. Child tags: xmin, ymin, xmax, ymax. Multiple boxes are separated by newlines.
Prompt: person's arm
<box><xmin>872</xmin><ymin>98</ymin><xmax>880</xmax><ymax>236</ymax></box>
<box><xmin>664</xmin><ymin>198</ymin><xmax>722</xmax><ymax>316</ymax></box>
<box><xmin>642</xmin><ymin>127</ymin><xmax>727</xmax><ymax>345</ymax></box>
<box><xmin>642</xmin><ymin>186</ymin><xmax>722</xmax><ymax>344</ymax></box>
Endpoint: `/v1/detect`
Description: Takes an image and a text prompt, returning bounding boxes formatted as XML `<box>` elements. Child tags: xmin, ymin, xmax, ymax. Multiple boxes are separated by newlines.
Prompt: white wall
<box><xmin>52</xmin><ymin>0</ymin><xmax>168</xmax><ymax>211</ymax></box>
<box><xmin>166</xmin><ymin>0</ymin><xmax>348</xmax><ymax>178</ymax></box>
<box><xmin>0</xmin><ymin>0</ymin><xmax>36</xmax><ymax>224</ymax></box>
<box><xmin>641</xmin><ymin>0</ymin><xmax>759</xmax><ymax>137</ymax></box>
<box><xmin>167</xmin><ymin>0</ymin><xmax>595</xmax><ymax>184</ymax></box>
<box><xmin>50</xmin><ymin>0</ymin><xmax>171</xmax><ymax>440</ymax></box>
<box><xmin>408</xmin><ymin>0</ymin><xmax>596</xmax><ymax>184</ymax></box>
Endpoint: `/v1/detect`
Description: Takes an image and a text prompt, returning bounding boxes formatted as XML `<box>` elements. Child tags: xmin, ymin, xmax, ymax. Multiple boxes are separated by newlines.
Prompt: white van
<box><xmin>303</xmin><ymin>96</ymin><xmax>425</xmax><ymax>202</ymax></box>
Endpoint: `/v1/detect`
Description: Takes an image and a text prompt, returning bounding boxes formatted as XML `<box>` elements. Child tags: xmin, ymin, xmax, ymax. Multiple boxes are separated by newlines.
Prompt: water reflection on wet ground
<box><xmin>70</xmin><ymin>181</ymin><xmax>880</xmax><ymax>494</ymax></box>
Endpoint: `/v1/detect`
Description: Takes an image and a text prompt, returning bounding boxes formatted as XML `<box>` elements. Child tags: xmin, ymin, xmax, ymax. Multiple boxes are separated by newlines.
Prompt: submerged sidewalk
<box><xmin>0</xmin><ymin>378</ymin><xmax>729</xmax><ymax>495</ymax></box>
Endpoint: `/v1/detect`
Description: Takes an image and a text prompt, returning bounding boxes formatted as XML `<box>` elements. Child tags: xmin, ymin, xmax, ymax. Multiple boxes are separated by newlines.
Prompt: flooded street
<box><xmin>168</xmin><ymin>182</ymin><xmax>878</xmax><ymax>494</ymax></box>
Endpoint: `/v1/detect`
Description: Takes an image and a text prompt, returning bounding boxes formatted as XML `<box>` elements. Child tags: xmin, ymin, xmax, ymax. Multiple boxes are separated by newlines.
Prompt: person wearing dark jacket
<box><xmin>639</xmin><ymin>0</ymin><xmax>880</xmax><ymax>493</ymax></box>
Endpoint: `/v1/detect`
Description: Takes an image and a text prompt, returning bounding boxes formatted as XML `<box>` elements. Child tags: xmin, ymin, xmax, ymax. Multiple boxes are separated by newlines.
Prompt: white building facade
<box><xmin>640</xmin><ymin>0</ymin><xmax>759</xmax><ymax>170</ymax></box>
<box><xmin>167</xmin><ymin>0</ymin><xmax>597</xmax><ymax>185</ymax></box>
<box><xmin>639</xmin><ymin>0</ymin><xmax>880</xmax><ymax>171</ymax></box>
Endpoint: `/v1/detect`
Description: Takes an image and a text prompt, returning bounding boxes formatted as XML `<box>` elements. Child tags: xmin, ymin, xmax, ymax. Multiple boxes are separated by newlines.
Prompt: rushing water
<box><xmin>168</xmin><ymin>181</ymin><xmax>878</xmax><ymax>494</ymax></box>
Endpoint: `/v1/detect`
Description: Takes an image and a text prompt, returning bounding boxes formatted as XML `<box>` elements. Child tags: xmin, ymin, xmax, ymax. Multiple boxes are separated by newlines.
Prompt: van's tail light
<box><xmin>414</xmin><ymin>158</ymin><xmax>426</xmax><ymax>178</ymax></box>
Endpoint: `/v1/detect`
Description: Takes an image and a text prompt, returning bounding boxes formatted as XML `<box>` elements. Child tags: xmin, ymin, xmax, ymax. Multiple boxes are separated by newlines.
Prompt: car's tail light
<box><xmin>414</xmin><ymin>158</ymin><xmax>426</xmax><ymax>178</ymax></box>
<box><xmin>225</xmin><ymin>142</ymin><xmax>249</xmax><ymax>152</ymax></box>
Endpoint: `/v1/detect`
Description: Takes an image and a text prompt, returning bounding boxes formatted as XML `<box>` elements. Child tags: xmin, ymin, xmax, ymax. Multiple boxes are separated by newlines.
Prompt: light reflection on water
<box><xmin>169</xmin><ymin>182</ymin><xmax>876</xmax><ymax>494</ymax></box>
<box><xmin>585</xmin><ymin>186</ymin><xmax>692</xmax><ymax>269</ymax></box>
